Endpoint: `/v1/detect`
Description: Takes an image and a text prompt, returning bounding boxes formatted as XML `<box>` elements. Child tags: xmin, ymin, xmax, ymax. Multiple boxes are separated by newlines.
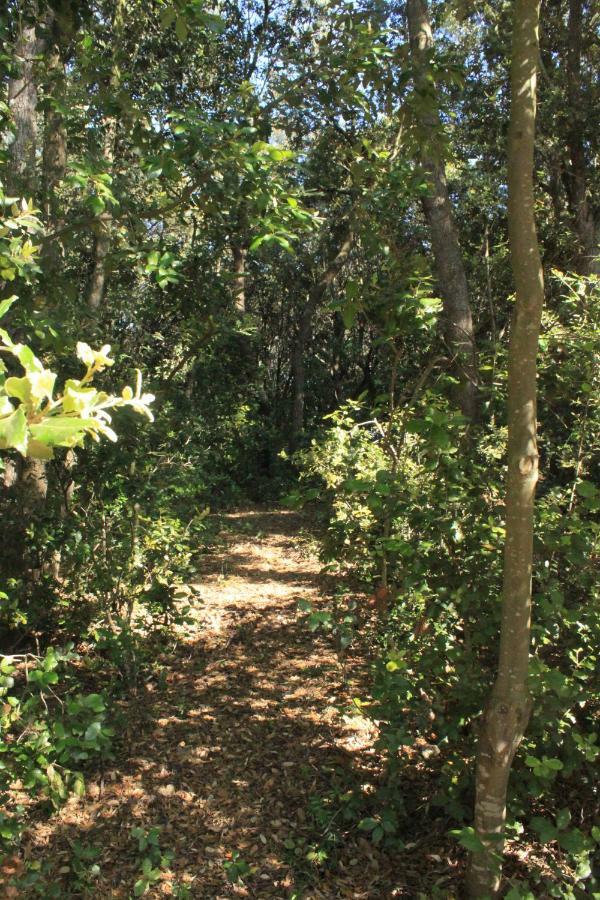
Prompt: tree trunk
<box><xmin>467</xmin><ymin>1</ymin><xmax>543</xmax><ymax>895</ymax></box>
<box><xmin>232</xmin><ymin>240</ymin><xmax>247</xmax><ymax>313</ymax></box>
<box><xmin>406</xmin><ymin>0</ymin><xmax>479</xmax><ymax>422</ymax></box>
<box><xmin>4</xmin><ymin>19</ymin><xmax>39</xmax><ymax>492</ymax></box>
<box><xmin>88</xmin><ymin>213</ymin><xmax>112</xmax><ymax>311</ymax></box>
<box><xmin>42</xmin><ymin>10</ymin><xmax>68</xmax><ymax>288</ymax></box>
<box><xmin>290</xmin><ymin>296</ymin><xmax>312</xmax><ymax>447</ymax></box>
<box><xmin>5</xmin><ymin>13</ymin><xmax>48</xmax><ymax>509</ymax></box>
<box><xmin>7</xmin><ymin>22</ymin><xmax>39</xmax><ymax>197</ymax></box>
<box><xmin>564</xmin><ymin>0</ymin><xmax>598</xmax><ymax>275</ymax></box>
<box><xmin>289</xmin><ymin>224</ymin><xmax>353</xmax><ymax>450</ymax></box>
<box><xmin>87</xmin><ymin>0</ymin><xmax>125</xmax><ymax>311</ymax></box>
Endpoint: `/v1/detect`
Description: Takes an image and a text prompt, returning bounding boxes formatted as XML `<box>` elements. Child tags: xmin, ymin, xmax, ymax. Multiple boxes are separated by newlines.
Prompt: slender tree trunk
<box><xmin>289</xmin><ymin>224</ymin><xmax>353</xmax><ymax>450</ymax></box>
<box><xmin>331</xmin><ymin>311</ymin><xmax>346</xmax><ymax>404</ymax></box>
<box><xmin>564</xmin><ymin>0</ymin><xmax>598</xmax><ymax>275</ymax></box>
<box><xmin>232</xmin><ymin>240</ymin><xmax>247</xmax><ymax>313</ymax></box>
<box><xmin>5</xmin><ymin>13</ymin><xmax>48</xmax><ymax>509</ymax></box>
<box><xmin>467</xmin><ymin>1</ymin><xmax>544</xmax><ymax>895</ymax></box>
<box><xmin>406</xmin><ymin>0</ymin><xmax>479</xmax><ymax>422</ymax></box>
<box><xmin>88</xmin><ymin>213</ymin><xmax>112</xmax><ymax>311</ymax></box>
<box><xmin>43</xmin><ymin>10</ymin><xmax>73</xmax><ymax>576</ymax></box>
<box><xmin>7</xmin><ymin>22</ymin><xmax>39</xmax><ymax>197</ymax></box>
<box><xmin>42</xmin><ymin>11</ymin><xmax>68</xmax><ymax>288</ymax></box>
<box><xmin>4</xmin><ymin>18</ymin><xmax>39</xmax><ymax>492</ymax></box>
<box><xmin>88</xmin><ymin>0</ymin><xmax>125</xmax><ymax>311</ymax></box>
<box><xmin>290</xmin><ymin>296</ymin><xmax>312</xmax><ymax>447</ymax></box>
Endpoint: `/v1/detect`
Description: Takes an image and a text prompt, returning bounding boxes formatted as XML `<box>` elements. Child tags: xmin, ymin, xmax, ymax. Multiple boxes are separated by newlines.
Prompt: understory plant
<box><xmin>295</xmin><ymin>272</ymin><xmax>600</xmax><ymax>895</ymax></box>
<box><xmin>0</xmin><ymin>646</ymin><xmax>113</xmax><ymax>850</ymax></box>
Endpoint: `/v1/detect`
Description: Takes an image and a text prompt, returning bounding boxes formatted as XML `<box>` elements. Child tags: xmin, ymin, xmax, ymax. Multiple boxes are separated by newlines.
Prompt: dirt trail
<box><xmin>30</xmin><ymin>508</ymin><xmax>397</xmax><ymax>898</ymax></box>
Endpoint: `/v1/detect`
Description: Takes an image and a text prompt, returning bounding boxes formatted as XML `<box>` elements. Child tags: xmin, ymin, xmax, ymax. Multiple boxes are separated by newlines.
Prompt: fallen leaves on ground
<box><xmin>14</xmin><ymin>508</ymin><xmax>460</xmax><ymax>898</ymax></box>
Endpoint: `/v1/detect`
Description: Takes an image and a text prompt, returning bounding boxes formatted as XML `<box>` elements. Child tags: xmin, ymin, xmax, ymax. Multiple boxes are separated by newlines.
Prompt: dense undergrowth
<box><xmin>291</xmin><ymin>270</ymin><xmax>600</xmax><ymax>897</ymax></box>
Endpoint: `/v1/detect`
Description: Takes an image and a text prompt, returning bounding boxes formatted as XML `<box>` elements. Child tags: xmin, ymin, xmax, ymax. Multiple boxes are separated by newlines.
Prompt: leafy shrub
<box><xmin>0</xmin><ymin>646</ymin><xmax>113</xmax><ymax>851</ymax></box>
<box><xmin>294</xmin><ymin>272</ymin><xmax>600</xmax><ymax>894</ymax></box>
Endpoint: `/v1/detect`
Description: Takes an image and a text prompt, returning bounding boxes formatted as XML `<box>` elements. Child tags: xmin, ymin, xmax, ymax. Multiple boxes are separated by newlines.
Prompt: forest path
<box><xmin>35</xmin><ymin>508</ymin><xmax>393</xmax><ymax>899</ymax></box>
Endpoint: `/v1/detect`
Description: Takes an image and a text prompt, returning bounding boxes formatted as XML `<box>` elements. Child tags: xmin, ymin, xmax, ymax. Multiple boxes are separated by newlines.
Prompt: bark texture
<box><xmin>467</xmin><ymin>1</ymin><xmax>544</xmax><ymax>895</ymax></box>
<box><xmin>87</xmin><ymin>0</ymin><xmax>125</xmax><ymax>311</ymax></box>
<box><xmin>41</xmin><ymin>9</ymin><xmax>68</xmax><ymax>286</ymax></box>
<box><xmin>7</xmin><ymin>22</ymin><xmax>39</xmax><ymax>196</ymax></box>
<box><xmin>564</xmin><ymin>0</ymin><xmax>598</xmax><ymax>275</ymax></box>
<box><xmin>406</xmin><ymin>0</ymin><xmax>479</xmax><ymax>422</ymax></box>
<box><xmin>5</xmin><ymin>12</ymin><xmax>48</xmax><ymax>509</ymax></box>
<box><xmin>232</xmin><ymin>240</ymin><xmax>247</xmax><ymax>313</ymax></box>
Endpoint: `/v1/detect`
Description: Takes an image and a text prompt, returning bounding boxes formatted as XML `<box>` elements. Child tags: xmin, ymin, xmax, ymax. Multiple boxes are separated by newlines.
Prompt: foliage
<box><xmin>294</xmin><ymin>271</ymin><xmax>600</xmax><ymax>894</ymax></box>
<box><xmin>131</xmin><ymin>825</ymin><xmax>175</xmax><ymax>896</ymax></box>
<box><xmin>222</xmin><ymin>850</ymin><xmax>257</xmax><ymax>885</ymax></box>
<box><xmin>0</xmin><ymin>298</ymin><xmax>154</xmax><ymax>459</ymax></box>
<box><xmin>0</xmin><ymin>646</ymin><xmax>112</xmax><ymax>848</ymax></box>
<box><xmin>0</xmin><ymin>0</ymin><xmax>598</xmax><ymax>895</ymax></box>
<box><xmin>0</xmin><ymin>190</ymin><xmax>41</xmax><ymax>284</ymax></box>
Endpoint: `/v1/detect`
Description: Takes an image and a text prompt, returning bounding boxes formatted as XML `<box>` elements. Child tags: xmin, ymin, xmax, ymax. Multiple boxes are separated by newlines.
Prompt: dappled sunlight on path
<box><xmin>26</xmin><ymin>509</ymin><xmax>390</xmax><ymax>898</ymax></box>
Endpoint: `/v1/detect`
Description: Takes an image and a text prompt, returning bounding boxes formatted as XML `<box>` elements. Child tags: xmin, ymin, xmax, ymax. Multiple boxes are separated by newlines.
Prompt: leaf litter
<box><xmin>15</xmin><ymin>508</ymin><xmax>461</xmax><ymax>898</ymax></box>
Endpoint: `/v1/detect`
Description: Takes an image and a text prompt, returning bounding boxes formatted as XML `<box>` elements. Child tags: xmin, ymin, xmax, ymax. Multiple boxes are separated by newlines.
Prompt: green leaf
<box><xmin>27</xmin><ymin>439</ymin><xmax>54</xmax><ymax>459</ymax></box>
<box><xmin>84</xmin><ymin>721</ymin><xmax>102</xmax><ymax>742</ymax></box>
<box><xmin>30</xmin><ymin>417</ymin><xmax>90</xmax><ymax>448</ymax></box>
<box><xmin>0</xmin><ymin>396</ymin><xmax>14</xmax><ymax>416</ymax></box>
<box><xmin>83</xmin><ymin>693</ymin><xmax>105</xmax><ymax>712</ymax></box>
<box><xmin>0</xmin><ymin>296</ymin><xmax>17</xmax><ymax>319</ymax></box>
<box><xmin>530</xmin><ymin>816</ymin><xmax>558</xmax><ymax>843</ymax></box>
<box><xmin>341</xmin><ymin>301</ymin><xmax>359</xmax><ymax>329</ymax></box>
<box><xmin>5</xmin><ymin>369</ymin><xmax>56</xmax><ymax>407</ymax></box>
<box><xmin>450</xmin><ymin>826</ymin><xmax>487</xmax><ymax>853</ymax></box>
<box><xmin>62</xmin><ymin>381</ymin><xmax>100</xmax><ymax>415</ymax></box>
<box><xmin>576</xmin><ymin>480</ymin><xmax>598</xmax><ymax>498</ymax></box>
<box><xmin>197</xmin><ymin>11</ymin><xmax>226</xmax><ymax>33</ymax></box>
<box><xmin>343</xmin><ymin>478</ymin><xmax>371</xmax><ymax>492</ymax></box>
<box><xmin>430</xmin><ymin>426</ymin><xmax>451</xmax><ymax>449</ymax></box>
<box><xmin>557</xmin><ymin>827</ymin><xmax>587</xmax><ymax>854</ymax></box>
<box><xmin>12</xmin><ymin>343</ymin><xmax>43</xmax><ymax>373</ymax></box>
<box><xmin>88</xmin><ymin>195</ymin><xmax>105</xmax><ymax>215</ymax></box>
<box><xmin>175</xmin><ymin>16</ymin><xmax>188</xmax><ymax>41</ymax></box>
<box><xmin>160</xmin><ymin>7</ymin><xmax>176</xmax><ymax>28</ymax></box>
<box><xmin>0</xmin><ymin>406</ymin><xmax>28</xmax><ymax>454</ymax></box>
<box><xmin>73</xmin><ymin>773</ymin><xmax>86</xmax><ymax>797</ymax></box>
<box><xmin>308</xmin><ymin>610</ymin><xmax>331</xmax><ymax>631</ymax></box>
<box><xmin>505</xmin><ymin>888</ymin><xmax>535</xmax><ymax>900</ymax></box>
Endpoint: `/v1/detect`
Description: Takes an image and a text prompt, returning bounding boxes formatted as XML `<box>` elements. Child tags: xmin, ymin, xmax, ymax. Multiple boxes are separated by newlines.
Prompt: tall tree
<box><xmin>564</xmin><ymin>0</ymin><xmax>598</xmax><ymax>275</ymax></box>
<box><xmin>289</xmin><ymin>219</ymin><xmax>353</xmax><ymax>449</ymax></box>
<box><xmin>87</xmin><ymin>0</ymin><xmax>125</xmax><ymax>311</ymax></box>
<box><xmin>405</xmin><ymin>0</ymin><xmax>479</xmax><ymax>422</ymax></box>
<box><xmin>467</xmin><ymin>0</ymin><xmax>544</xmax><ymax>895</ymax></box>
<box><xmin>5</xmin><ymin>7</ymin><xmax>48</xmax><ymax>510</ymax></box>
<box><xmin>41</xmin><ymin>4</ymin><xmax>69</xmax><ymax>289</ymax></box>
<box><xmin>6</xmin><ymin>15</ymin><xmax>38</xmax><ymax>197</ymax></box>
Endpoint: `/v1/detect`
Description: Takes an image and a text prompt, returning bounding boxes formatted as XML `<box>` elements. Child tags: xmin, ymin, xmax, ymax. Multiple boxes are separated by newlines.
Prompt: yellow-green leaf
<box><xmin>0</xmin><ymin>406</ymin><xmax>28</xmax><ymax>454</ymax></box>
<box><xmin>30</xmin><ymin>416</ymin><xmax>90</xmax><ymax>448</ymax></box>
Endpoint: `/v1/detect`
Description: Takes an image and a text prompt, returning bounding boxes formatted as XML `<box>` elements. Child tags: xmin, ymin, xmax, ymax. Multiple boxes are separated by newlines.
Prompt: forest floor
<box><xmin>21</xmin><ymin>507</ymin><xmax>458</xmax><ymax>898</ymax></box>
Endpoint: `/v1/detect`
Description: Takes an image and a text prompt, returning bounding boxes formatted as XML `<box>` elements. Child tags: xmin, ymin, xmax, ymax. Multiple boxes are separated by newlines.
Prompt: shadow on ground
<box><xmin>19</xmin><ymin>510</ymin><xmax>456</xmax><ymax>899</ymax></box>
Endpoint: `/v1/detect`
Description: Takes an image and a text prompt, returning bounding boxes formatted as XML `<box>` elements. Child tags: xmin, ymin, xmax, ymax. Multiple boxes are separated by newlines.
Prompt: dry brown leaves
<box><xmin>12</xmin><ymin>508</ymin><xmax>456</xmax><ymax>898</ymax></box>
